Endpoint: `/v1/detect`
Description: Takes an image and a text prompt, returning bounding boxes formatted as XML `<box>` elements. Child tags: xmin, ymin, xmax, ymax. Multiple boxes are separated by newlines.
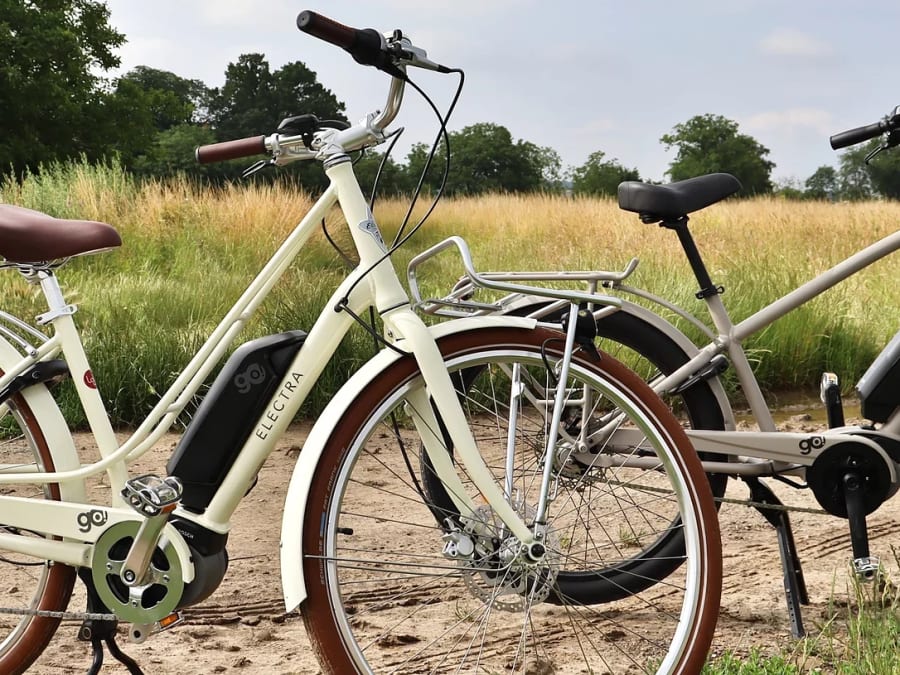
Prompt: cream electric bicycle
<box><xmin>0</xmin><ymin>11</ymin><xmax>720</xmax><ymax>675</ymax></box>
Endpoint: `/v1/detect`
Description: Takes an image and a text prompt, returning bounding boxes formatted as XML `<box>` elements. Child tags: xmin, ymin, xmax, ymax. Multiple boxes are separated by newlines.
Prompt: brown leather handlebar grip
<box><xmin>195</xmin><ymin>136</ymin><xmax>267</xmax><ymax>164</ymax></box>
<box><xmin>296</xmin><ymin>11</ymin><xmax>358</xmax><ymax>49</ymax></box>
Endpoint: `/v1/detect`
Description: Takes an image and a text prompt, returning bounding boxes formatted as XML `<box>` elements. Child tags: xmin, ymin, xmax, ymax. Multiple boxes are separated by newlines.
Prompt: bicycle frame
<box><xmin>659</xmin><ymin>229</ymin><xmax>900</xmax><ymax>434</ymax></box>
<box><xmin>0</xmin><ymin>157</ymin><xmax>539</xmax><ymax>583</ymax></box>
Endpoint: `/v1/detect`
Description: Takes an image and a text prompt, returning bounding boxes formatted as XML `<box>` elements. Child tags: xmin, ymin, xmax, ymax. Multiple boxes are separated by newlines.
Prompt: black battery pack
<box><xmin>857</xmin><ymin>330</ymin><xmax>900</xmax><ymax>424</ymax></box>
<box><xmin>167</xmin><ymin>330</ymin><xmax>307</xmax><ymax>512</ymax></box>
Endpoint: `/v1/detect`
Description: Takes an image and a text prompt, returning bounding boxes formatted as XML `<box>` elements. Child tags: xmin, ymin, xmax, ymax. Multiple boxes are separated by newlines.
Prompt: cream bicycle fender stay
<box><xmin>611</xmin><ymin>301</ymin><xmax>736</xmax><ymax>430</ymax></box>
<box><xmin>278</xmin><ymin>316</ymin><xmax>536</xmax><ymax>612</ymax></box>
<box><xmin>0</xmin><ymin>334</ymin><xmax>86</xmax><ymax>503</ymax></box>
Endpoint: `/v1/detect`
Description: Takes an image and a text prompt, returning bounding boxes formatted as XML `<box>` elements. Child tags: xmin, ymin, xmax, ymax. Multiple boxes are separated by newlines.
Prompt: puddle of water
<box><xmin>732</xmin><ymin>391</ymin><xmax>863</xmax><ymax>427</ymax></box>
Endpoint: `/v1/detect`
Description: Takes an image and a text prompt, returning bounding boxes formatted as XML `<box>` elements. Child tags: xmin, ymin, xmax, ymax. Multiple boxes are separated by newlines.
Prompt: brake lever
<box><xmin>386</xmin><ymin>31</ymin><xmax>451</xmax><ymax>73</ymax></box>
<box><xmin>865</xmin><ymin>145</ymin><xmax>885</xmax><ymax>164</ymax></box>
<box><xmin>242</xmin><ymin>159</ymin><xmax>274</xmax><ymax>178</ymax></box>
<box><xmin>864</xmin><ymin>129</ymin><xmax>900</xmax><ymax>164</ymax></box>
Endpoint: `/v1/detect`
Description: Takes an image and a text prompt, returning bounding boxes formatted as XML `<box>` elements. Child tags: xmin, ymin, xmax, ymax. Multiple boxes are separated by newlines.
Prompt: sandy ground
<box><xmin>26</xmin><ymin>416</ymin><xmax>900</xmax><ymax>674</ymax></box>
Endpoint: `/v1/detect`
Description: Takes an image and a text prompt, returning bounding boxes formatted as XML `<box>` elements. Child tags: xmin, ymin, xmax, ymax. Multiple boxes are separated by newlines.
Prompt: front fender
<box><xmin>279</xmin><ymin>315</ymin><xmax>536</xmax><ymax>613</ymax></box>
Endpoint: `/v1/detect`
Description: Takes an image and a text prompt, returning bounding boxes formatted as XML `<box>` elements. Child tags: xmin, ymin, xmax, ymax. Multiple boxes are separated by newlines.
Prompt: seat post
<box><xmin>660</xmin><ymin>216</ymin><xmax>723</xmax><ymax>300</ymax></box>
<box><xmin>33</xmin><ymin>270</ymin><xmax>78</xmax><ymax>326</ymax></box>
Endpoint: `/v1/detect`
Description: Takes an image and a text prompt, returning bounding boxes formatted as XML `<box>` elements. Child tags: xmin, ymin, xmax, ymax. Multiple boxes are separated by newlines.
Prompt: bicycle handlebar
<box><xmin>195</xmin><ymin>11</ymin><xmax>451</xmax><ymax>166</ymax></box>
<box><xmin>830</xmin><ymin>106</ymin><xmax>900</xmax><ymax>150</ymax></box>
<box><xmin>195</xmin><ymin>135</ymin><xmax>267</xmax><ymax>164</ymax></box>
<box><xmin>297</xmin><ymin>10</ymin><xmax>392</xmax><ymax>73</ymax></box>
<box><xmin>830</xmin><ymin>121</ymin><xmax>889</xmax><ymax>150</ymax></box>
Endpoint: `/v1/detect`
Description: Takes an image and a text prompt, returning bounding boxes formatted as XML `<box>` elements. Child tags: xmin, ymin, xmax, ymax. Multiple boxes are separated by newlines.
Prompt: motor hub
<box><xmin>806</xmin><ymin>441</ymin><xmax>893</xmax><ymax>518</ymax></box>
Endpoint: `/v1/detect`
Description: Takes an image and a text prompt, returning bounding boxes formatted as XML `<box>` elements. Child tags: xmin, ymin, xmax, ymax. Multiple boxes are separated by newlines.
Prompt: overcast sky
<box><xmin>103</xmin><ymin>1</ymin><xmax>899</xmax><ymax>184</ymax></box>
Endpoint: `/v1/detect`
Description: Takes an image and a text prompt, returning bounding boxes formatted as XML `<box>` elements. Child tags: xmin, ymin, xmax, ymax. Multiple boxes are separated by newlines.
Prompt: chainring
<box><xmin>91</xmin><ymin>520</ymin><xmax>184</xmax><ymax>624</ymax></box>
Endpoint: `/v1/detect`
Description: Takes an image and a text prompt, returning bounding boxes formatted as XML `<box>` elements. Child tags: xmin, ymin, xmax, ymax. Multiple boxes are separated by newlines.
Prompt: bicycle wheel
<box><xmin>0</xmin><ymin>388</ymin><xmax>76</xmax><ymax>675</ymax></box>
<box><xmin>423</xmin><ymin>307</ymin><xmax>729</xmax><ymax>601</ymax></box>
<box><xmin>301</xmin><ymin>325</ymin><xmax>721</xmax><ymax>674</ymax></box>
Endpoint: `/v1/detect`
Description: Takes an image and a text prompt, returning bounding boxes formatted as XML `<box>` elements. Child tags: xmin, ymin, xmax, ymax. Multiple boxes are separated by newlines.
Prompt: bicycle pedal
<box><xmin>820</xmin><ymin>372</ymin><xmax>839</xmax><ymax>402</ymax></box>
<box><xmin>129</xmin><ymin>612</ymin><xmax>184</xmax><ymax>644</ymax></box>
<box><xmin>122</xmin><ymin>474</ymin><xmax>183</xmax><ymax>517</ymax></box>
<box><xmin>852</xmin><ymin>555</ymin><xmax>880</xmax><ymax>582</ymax></box>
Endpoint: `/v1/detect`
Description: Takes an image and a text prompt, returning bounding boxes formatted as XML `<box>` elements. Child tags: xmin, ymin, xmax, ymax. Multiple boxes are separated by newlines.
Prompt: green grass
<box><xmin>703</xmin><ymin>649</ymin><xmax>803</xmax><ymax>674</ymax></box>
<box><xmin>704</xmin><ymin>551</ymin><xmax>900</xmax><ymax>674</ymax></box>
<box><xmin>1</xmin><ymin>159</ymin><xmax>898</xmax><ymax>426</ymax></box>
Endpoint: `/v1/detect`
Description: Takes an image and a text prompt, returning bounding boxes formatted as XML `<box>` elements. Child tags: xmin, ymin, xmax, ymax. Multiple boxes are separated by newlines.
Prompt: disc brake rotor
<box><xmin>459</xmin><ymin>504</ymin><xmax>560</xmax><ymax>612</ymax></box>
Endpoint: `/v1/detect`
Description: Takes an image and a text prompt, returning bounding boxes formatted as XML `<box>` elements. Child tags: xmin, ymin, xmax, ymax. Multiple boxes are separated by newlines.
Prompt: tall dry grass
<box><xmin>1</xmin><ymin>160</ymin><xmax>898</xmax><ymax>425</ymax></box>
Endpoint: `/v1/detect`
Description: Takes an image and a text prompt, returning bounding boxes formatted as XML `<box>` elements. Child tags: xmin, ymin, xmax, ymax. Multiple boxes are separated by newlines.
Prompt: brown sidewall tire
<box><xmin>300</xmin><ymin>326</ymin><xmax>721</xmax><ymax>674</ymax></box>
<box><xmin>0</xmin><ymin>391</ymin><xmax>76</xmax><ymax>675</ymax></box>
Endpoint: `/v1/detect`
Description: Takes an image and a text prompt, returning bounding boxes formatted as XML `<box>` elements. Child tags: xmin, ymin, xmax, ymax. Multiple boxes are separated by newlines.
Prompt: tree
<box><xmin>771</xmin><ymin>176</ymin><xmax>804</xmax><ymax>200</ymax></box>
<box><xmin>118</xmin><ymin>66</ymin><xmax>211</xmax><ymax>129</ymax></box>
<box><xmin>207</xmin><ymin>54</ymin><xmax>345</xmax><ymax>142</ymax></box>
<box><xmin>660</xmin><ymin>114</ymin><xmax>774</xmax><ymax>194</ymax></box>
<box><xmin>402</xmin><ymin>141</ymin><xmax>450</xmax><ymax>193</ymax></box>
<box><xmin>133</xmin><ymin>123</ymin><xmax>217</xmax><ymax>177</ymax></box>
<box><xmin>519</xmin><ymin>142</ymin><xmax>564</xmax><ymax>192</ymax></box>
<box><xmin>571</xmin><ymin>151</ymin><xmax>640</xmax><ymax>197</ymax></box>
<box><xmin>837</xmin><ymin>146</ymin><xmax>874</xmax><ymax>201</ymax></box>
<box><xmin>804</xmin><ymin>166</ymin><xmax>838</xmax><ymax>200</ymax></box>
<box><xmin>413</xmin><ymin>123</ymin><xmax>550</xmax><ymax>195</ymax></box>
<box><xmin>0</xmin><ymin>0</ymin><xmax>124</xmax><ymax>173</ymax></box>
<box><xmin>205</xmin><ymin>54</ymin><xmax>346</xmax><ymax>187</ymax></box>
<box><xmin>352</xmin><ymin>151</ymin><xmax>409</xmax><ymax>197</ymax></box>
<box><xmin>863</xmin><ymin>144</ymin><xmax>900</xmax><ymax>200</ymax></box>
<box><xmin>95</xmin><ymin>78</ymin><xmax>159</xmax><ymax>167</ymax></box>
<box><xmin>399</xmin><ymin>124</ymin><xmax>552</xmax><ymax>195</ymax></box>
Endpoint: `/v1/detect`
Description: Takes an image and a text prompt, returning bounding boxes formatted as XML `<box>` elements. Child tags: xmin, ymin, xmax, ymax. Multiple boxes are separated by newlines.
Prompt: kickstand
<box><xmin>744</xmin><ymin>477</ymin><xmax>809</xmax><ymax>638</ymax></box>
<box><xmin>77</xmin><ymin>569</ymin><xmax>145</xmax><ymax>675</ymax></box>
<box><xmin>85</xmin><ymin>635</ymin><xmax>145</xmax><ymax>675</ymax></box>
<box><xmin>85</xmin><ymin>634</ymin><xmax>145</xmax><ymax>675</ymax></box>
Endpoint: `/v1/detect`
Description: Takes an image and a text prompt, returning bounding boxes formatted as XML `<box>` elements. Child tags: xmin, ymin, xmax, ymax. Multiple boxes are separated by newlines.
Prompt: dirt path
<box><xmin>27</xmin><ymin>417</ymin><xmax>900</xmax><ymax>674</ymax></box>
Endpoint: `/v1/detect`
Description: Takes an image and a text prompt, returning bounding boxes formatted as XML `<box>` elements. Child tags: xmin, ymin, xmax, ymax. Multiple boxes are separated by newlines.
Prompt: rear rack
<box><xmin>406</xmin><ymin>236</ymin><xmax>637</xmax><ymax>318</ymax></box>
<box><xmin>0</xmin><ymin>310</ymin><xmax>48</xmax><ymax>358</ymax></box>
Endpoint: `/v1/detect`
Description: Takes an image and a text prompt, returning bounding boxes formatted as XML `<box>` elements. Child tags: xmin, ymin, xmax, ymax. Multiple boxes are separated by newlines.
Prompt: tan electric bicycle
<box><xmin>0</xmin><ymin>10</ymin><xmax>720</xmax><ymax>675</ymax></box>
<box><xmin>409</xmin><ymin>108</ymin><xmax>900</xmax><ymax>640</ymax></box>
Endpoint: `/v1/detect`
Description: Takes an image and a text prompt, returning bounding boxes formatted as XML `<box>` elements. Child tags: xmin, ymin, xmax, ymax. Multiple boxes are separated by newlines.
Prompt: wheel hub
<box><xmin>457</xmin><ymin>504</ymin><xmax>560</xmax><ymax>612</ymax></box>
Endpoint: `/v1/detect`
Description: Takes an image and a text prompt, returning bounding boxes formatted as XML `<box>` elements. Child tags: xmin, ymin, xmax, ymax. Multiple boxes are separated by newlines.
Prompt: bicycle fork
<box><xmin>389</xmin><ymin>309</ymin><xmax>536</xmax><ymax>547</ymax></box>
<box><xmin>397</xmin><ymin>304</ymin><xmax>590</xmax><ymax>552</ymax></box>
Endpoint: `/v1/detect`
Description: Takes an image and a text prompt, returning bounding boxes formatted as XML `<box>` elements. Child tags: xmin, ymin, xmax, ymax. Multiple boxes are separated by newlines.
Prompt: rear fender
<box><xmin>0</xmin><ymin>336</ymin><xmax>85</xmax><ymax>502</ymax></box>
<box><xmin>502</xmin><ymin>295</ymin><xmax>735</xmax><ymax>430</ymax></box>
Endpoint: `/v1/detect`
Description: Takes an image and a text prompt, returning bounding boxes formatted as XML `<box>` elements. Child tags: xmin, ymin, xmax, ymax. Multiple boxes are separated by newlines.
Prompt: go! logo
<box><xmin>798</xmin><ymin>436</ymin><xmax>826</xmax><ymax>455</ymax></box>
<box><xmin>234</xmin><ymin>362</ymin><xmax>267</xmax><ymax>394</ymax></box>
<box><xmin>76</xmin><ymin>509</ymin><xmax>108</xmax><ymax>533</ymax></box>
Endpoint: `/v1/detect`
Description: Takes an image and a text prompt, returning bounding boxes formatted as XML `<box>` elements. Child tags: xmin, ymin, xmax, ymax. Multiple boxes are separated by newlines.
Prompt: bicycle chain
<box><xmin>604</xmin><ymin>478</ymin><xmax>828</xmax><ymax>515</ymax></box>
<box><xmin>714</xmin><ymin>494</ymin><xmax>826</xmax><ymax>515</ymax></box>
<box><xmin>0</xmin><ymin>606</ymin><xmax>117</xmax><ymax>621</ymax></box>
